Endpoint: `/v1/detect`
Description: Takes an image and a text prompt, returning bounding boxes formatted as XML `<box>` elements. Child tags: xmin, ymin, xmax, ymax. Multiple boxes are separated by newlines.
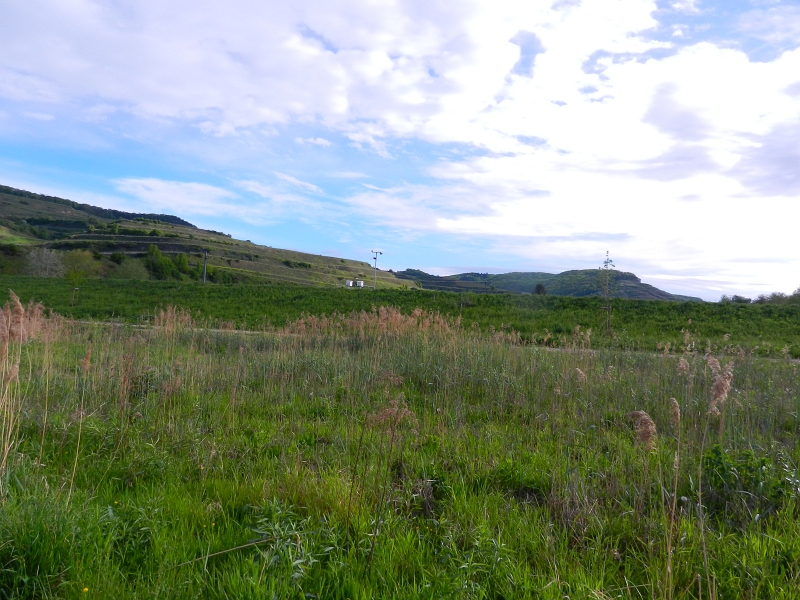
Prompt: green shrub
<box><xmin>702</xmin><ymin>444</ymin><xmax>798</xmax><ymax>527</ymax></box>
<box><xmin>144</xmin><ymin>245</ymin><xmax>177</xmax><ymax>280</ymax></box>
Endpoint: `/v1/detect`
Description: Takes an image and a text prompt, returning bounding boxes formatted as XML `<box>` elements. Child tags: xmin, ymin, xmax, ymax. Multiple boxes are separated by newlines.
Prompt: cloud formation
<box><xmin>1</xmin><ymin>0</ymin><xmax>800</xmax><ymax>298</ymax></box>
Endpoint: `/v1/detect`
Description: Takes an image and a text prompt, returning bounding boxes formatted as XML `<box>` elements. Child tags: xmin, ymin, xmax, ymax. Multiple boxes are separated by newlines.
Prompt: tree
<box><xmin>144</xmin><ymin>245</ymin><xmax>173</xmax><ymax>279</ymax></box>
<box><xmin>64</xmin><ymin>249</ymin><xmax>102</xmax><ymax>286</ymax></box>
<box><xmin>172</xmin><ymin>253</ymin><xmax>190</xmax><ymax>274</ymax></box>
<box><xmin>26</xmin><ymin>248</ymin><xmax>65</xmax><ymax>278</ymax></box>
<box><xmin>533</xmin><ymin>282</ymin><xmax>547</xmax><ymax>295</ymax></box>
<box><xmin>108</xmin><ymin>258</ymin><xmax>149</xmax><ymax>281</ymax></box>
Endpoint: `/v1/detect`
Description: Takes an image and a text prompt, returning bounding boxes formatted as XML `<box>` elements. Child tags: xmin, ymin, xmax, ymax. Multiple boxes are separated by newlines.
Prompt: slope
<box><xmin>0</xmin><ymin>184</ymin><xmax>404</xmax><ymax>288</ymax></box>
<box><xmin>392</xmin><ymin>269</ymin><xmax>702</xmax><ymax>301</ymax></box>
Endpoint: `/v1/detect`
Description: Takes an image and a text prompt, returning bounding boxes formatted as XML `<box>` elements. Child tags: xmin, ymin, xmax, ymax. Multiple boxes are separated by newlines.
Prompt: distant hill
<box><xmin>393</xmin><ymin>269</ymin><xmax>702</xmax><ymax>302</ymax></box>
<box><xmin>0</xmin><ymin>184</ymin><xmax>404</xmax><ymax>288</ymax></box>
<box><xmin>0</xmin><ymin>184</ymin><xmax>196</xmax><ymax>227</ymax></box>
<box><xmin>1</xmin><ymin>183</ymin><xmax>702</xmax><ymax>300</ymax></box>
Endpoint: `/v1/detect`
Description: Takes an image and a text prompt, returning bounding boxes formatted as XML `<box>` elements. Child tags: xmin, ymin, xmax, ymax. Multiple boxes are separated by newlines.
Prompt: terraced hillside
<box><xmin>0</xmin><ymin>184</ymin><xmax>404</xmax><ymax>288</ymax></box>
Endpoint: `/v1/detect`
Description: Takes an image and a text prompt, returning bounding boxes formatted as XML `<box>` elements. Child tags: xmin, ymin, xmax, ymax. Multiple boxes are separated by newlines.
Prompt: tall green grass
<box><xmin>1</xmin><ymin>301</ymin><xmax>799</xmax><ymax>598</ymax></box>
<box><xmin>2</xmin><ymin>275</ymin><xmax>800</xmax><ymax>357</ymax></box>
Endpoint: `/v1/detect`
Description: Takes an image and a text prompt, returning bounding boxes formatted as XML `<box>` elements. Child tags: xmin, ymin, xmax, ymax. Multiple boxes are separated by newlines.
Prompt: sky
<box><xmin>1</xmin><ymin>0</ymin><xmax>799</xmax><ymax>300</ymax></box>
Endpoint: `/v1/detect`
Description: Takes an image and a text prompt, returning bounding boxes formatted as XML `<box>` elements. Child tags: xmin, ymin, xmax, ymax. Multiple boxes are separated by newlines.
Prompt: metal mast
<box><xmin>371</xmin><ymin>250</ymin><xmax>382</xmax><ymax>290</ymax></box>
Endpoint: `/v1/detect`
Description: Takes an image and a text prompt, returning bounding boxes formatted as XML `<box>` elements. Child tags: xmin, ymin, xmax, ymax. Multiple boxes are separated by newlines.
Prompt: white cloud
<box><xmin>115</xmin><ymin>177</ymin><xmax>336</xmax><ymax>226</ymax></box>
<box><xmin>272</xmin><ymin>172</ymin><xmax>322</xmax><ymax>193</ymax></box>
<box><xmin>22</xmin><ymin>112</ymin><xmax>55</xmax><ymax>121</ymax></box>
<box><xmin>3</xmin><ymin>0</ymin><xmax>800</xmax><ymax>297</ymax></box>
<box><xmin>739</xmin><ymin>6</ymin><xmax>800</xmax><ymax>44</ymax></box>
<box><xmin>114</xmin><ymin>178</ymin><xmax>239</xmax><ymax>216</ymax></box>
<box><xmin>295</xmin><ymin>136</ymin><xmax>332</xmax><ymax>146</ymax></box>
<box><xmin>671</xmin><ymin>0</ymin><xmax>699</xmax><ymax>13</ymax></box>
<box><xmin>331</xmin><ymin>171</ymin><xmax>367</xmax><ymax>178</ymax></box>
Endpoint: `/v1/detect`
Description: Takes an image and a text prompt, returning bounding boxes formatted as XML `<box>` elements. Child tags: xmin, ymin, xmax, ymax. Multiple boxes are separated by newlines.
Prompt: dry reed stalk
<box><xmin>118</xmin><ymin>353</ymin><xmax>133</xmax><ymax>419</ymax></box>
<box><xmin>0</xmin><ymin>293</ymin><xmax>57</xmax><ymax>475</ymax></box>
<box><xmin>367</xmin><ymin>395</ymin><xmax>418</xmax><ymax>434</ymax></box>
<box><xmin>22</xmin><ymin>300</ymin><xmax>45</xmax><ymax>340</ymax></box>
<box><xmin>0</xmin><ymin>354</ymin><xmax>22</xmax><ymax>480</ymax></box>
<box><xmin>0</xmin><ymin>292</ymin><xmax>33</xmax><ymax>486</ymax></box>
<box><xmin>3</xmin><ymin>362</ymin><xmax>18</xmax><ymax>385</ymax></box>
<box><xmin>154</xmin><ymin>305</ymin><xmax>194</xmax><ymax>335</ymax></box>
<box><xmin>8</xmin><ymin>293</ymin><xmax>25</xmax><ymax>343</ymax></box>
<box><xmin>575</xmin><ymin>368</ymin><xmax>586</xmax><ymax>384</ymax></box>
<box><xmin>601</xmin><ymin>366</ymin><xmax>615</xmax><ymax>382</ymax></box>
<box><xmin>81</xmin><ymin>343</ymin><xmax>92</xmax><ymax>374</ymax></box>
<box><xmin>286</xmin><ymin>306</ymin><xmax>455</xmax><ymax>340</ymax></box>
<box><xmin>228</xmin><ymin>346</ymin><xmax>244</xmax><ymax>414</ymax></box>
<box><xmin>628</xmin><ymin>410</ymin><xmax>657</xmax><ymax>451</ymax></box>
<box><xmin>707</xmin><ymin>360</ymin><xmax>733</xmax><ymax>417</ymax></box>
<box><xmin>364</xmin><ymin>394</ymin><xmax>419</xmax><ymax>570</ymax></box>
<box><xmin>378</xmin><ymin>370</ymin><xmax>404</xmax><ymax>389</ymax></box>
<box><xmin>37</xmin><ymin>320</ymin><xmax>56</xmax><ymax>471</ymax></box>
<box><xmin>491</xmin><ymin>329</ymin><xmax>523</xmax><ymax>345</ymax></box>
<box><xmin>669</xmin><ymin>398</ymin><xmax>680</xmax><ymax>430</ymax></box>
<box><xmin>571</xmin><ymin>325</ymin><xmax>591</xmax><ymax>350</ymax></box>
<box><xmin>0</xmin><ymin>306</ymin><xmax>8</xmax><ymax>344</ymax></box>
<box><xmin>677</xmin><ymin>357</ymin><xmax>690</xmax><ymax>375</ymax></box>
<box><xmin>69</xmin><ymin>341</ymin><xmax>93</xmax><ymax>503</ymax></box>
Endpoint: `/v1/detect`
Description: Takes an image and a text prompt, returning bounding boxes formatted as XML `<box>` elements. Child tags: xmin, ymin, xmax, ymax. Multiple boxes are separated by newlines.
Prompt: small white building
<box><xmin>345</xmin><ymin>279</ymin><xmax>354</xmax><ymax>287</ymax></box>
<box><xmin>355</xmin><ymin>280</ymin><xmax>365</xmax><ymax>288</ymax></box>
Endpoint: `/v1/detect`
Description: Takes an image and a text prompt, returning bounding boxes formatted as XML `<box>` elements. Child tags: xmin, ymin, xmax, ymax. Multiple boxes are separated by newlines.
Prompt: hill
<box><xmin>2</xmin><ymin>183</ymin><xmax>700</xmax><ymax>300</ymax></box>
<box><xmin>393</xmin><ymin>268</ymin><xmax>702</xmax><ymax>301</ymax></box>
<box><xmin>0</xmin><ymin>184</ymin><xmax>195</xmax><ymax>229</ymax></box>
<box><xmin>0</xmin><ymin>184</ymin><xmax>405</xmax><ymax>288</ymax></box>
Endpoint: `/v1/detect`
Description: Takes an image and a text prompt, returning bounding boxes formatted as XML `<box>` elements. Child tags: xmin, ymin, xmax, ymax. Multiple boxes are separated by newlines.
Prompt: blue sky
<box><xmin>2</xmin><ymin>0</ymin><xmax>799</xmax><ymax>299</ymax></box>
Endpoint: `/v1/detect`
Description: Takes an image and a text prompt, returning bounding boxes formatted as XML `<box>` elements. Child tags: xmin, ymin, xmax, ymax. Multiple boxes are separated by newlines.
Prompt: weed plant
<box><xmin>1</xmin><ymin>299</ymin><xmax>800</xmax><ymax>598</ymax></box>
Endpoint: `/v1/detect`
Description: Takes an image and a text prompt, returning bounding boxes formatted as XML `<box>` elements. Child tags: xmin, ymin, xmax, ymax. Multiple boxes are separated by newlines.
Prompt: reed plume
<box><xmin>8</xmin><ymin>292</ymin><xmax>25</xmax><ymax>343</ymax></box>
<box><xmin>677</xmin><ymin>357</ymin><xmax>689</xmax><ymax>375</ymax></box>
<box><xmin>669</xmin><ymin>398</ymin><xmax>680</xmax><ymax>429</ymax></box>
<box><xmin>628</xmin><ymin>410</ymin><xmax>657</xmax><ymax>451</ymax></box>
<box><xmin>707</xmin><ymin>361</ymin><xmax>733</xmax><ymax>417</ymax></box>
<box><xmin>705</xmin><ymin>356</ymin><xmax>721</xmax><ymax>377</ymax></box>
<box><xmin>367</xmin><ymin>395</ymin><xmax>418</xmax><ymax>434</ymax></box>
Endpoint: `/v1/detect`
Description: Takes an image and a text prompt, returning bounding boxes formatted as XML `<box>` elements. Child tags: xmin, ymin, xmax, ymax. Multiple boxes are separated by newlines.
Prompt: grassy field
<box><xmin>1</xmin><ymin>293</ymin><xmax>800</xmax><ymax>598</ymax></box>
<box><xmin>2</xmin><ymin>275</ymin><xmax>799</xmax><ymax>357</ymax></box>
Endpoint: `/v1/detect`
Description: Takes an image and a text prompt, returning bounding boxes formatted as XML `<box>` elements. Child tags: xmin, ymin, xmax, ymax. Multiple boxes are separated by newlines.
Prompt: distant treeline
<box><xmin>721</xmin><ymin>289</ymin><xmax>800</xmax><ymax>305</ymax></box>
<box><xmin>0</xmin><ymin>184</ymin><xmax>196</xmax><ymax>228</ymax></box>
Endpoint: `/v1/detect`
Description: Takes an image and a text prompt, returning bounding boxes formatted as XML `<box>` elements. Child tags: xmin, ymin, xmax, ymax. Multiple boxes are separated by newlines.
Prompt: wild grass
<box><xmin>2</xmin><ymin>274</ymin><xmax>800</xmax><ymax>358</ymax></box>
<box><xmin>1</xmin><ymin>299</ymin><xmax>799</xmax><ymax>598</ymax></box>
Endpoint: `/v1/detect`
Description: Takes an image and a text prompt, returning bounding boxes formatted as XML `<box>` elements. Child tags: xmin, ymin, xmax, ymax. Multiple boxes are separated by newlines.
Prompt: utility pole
<box><xmin>599</xmin><ymin>251</ymin><xmax>615</xmax><ymax>336</ymax></box>
<box><xmin>202</xmin><ymin>250</ymin><xmax>208</xmax><ymax>283</ymax></box>
<box><xmin>371</xmin><ymin>250</ymin><xmax>382</xmax><ymax>290</ymax></box>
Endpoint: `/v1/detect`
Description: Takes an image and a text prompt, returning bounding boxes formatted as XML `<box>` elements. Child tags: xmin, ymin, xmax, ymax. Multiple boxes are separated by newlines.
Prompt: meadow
<box><xmin>1</xmin><ymin>291</ymin><xmax>800</xmax><ymax>598</ymax></box>
<box><xmin>1</xmin><ymin>275</ymin><xmax>799</xmax><ymax>357</ymax></box>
